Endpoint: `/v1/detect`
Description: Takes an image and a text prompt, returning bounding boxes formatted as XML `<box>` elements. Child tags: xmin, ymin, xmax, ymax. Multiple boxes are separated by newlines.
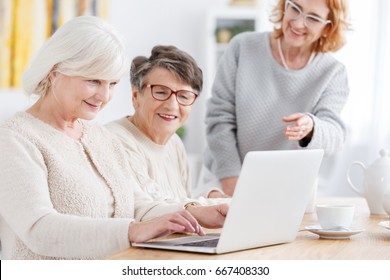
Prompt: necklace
<box><xmin>277</xmin><ymin>38</ymin><xmax>315</xmax><ymax>70</ymax></box>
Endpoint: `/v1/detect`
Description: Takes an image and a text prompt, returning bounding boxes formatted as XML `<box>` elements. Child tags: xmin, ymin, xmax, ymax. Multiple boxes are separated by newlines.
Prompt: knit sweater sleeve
<box><xmin>304</xmin><ymin>64</ymin><xmax>349</xmax><ymax>155</ymax></box>
<box><xmin>205</xmin><ymin>36</ymin><xmax>242</xmax><ymax>180</ymax></box>
<box><xmin>0</xmin><ymin>129</ymin><xmax>131</xmax><ymax>259</ymax></box>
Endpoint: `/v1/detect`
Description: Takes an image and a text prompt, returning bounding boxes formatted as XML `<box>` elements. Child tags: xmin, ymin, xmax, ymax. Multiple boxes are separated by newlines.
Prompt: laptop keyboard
<box><xmin>178</xmin><ymin>238</ymin><xmax>219</xmax><ymax>247</ymax></box>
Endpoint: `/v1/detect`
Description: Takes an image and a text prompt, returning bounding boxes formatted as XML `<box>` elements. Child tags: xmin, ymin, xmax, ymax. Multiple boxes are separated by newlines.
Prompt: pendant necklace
<box><xmin>277</xmin><ymin>38</ymin><xmax>315</xmax><ymax>70</ymax></box>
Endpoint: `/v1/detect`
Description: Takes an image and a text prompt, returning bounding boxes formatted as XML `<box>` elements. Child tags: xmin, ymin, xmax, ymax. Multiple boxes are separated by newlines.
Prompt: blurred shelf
<box><xmin>205</xmin><ymin>6</ymin><xmax>269</xmax><ymax>98</ymax></box>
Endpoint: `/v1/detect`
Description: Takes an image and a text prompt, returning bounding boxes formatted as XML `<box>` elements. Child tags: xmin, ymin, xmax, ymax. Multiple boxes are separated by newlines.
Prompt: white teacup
<box><xmin>316</xmin><ymin>204</ymin><xmax>355</xmax><ymax>230</ymax></box>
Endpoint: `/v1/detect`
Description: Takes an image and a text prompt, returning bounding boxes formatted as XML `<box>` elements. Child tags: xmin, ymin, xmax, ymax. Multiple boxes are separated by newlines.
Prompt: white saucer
<box><xmin>304</xmin><ymin>225</ymin><xmax>365</xmax><ymax>239</ymax></box>
<box><xmin>378</xmin><ymin>221</ymin><xmax>390</xmax><ymax>229</ymax></box>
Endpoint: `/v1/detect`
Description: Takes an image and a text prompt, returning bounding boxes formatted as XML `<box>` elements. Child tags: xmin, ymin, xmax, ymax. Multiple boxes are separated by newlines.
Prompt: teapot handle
<box><xmin>346</xmin><ymin>161</ymin><xmax>366</xmax><ymax>196</ymax></box>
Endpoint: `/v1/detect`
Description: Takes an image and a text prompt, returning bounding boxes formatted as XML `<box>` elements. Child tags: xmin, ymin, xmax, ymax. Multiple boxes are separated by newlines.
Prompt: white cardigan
<box><xmin>0</xmin><ymin>112</ymin><xmax>182</xmax><ymax>259</ymax></box>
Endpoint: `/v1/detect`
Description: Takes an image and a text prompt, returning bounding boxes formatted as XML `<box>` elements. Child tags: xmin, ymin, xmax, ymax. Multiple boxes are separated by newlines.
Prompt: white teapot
<box><xmin>384</xmin><ymin>188</ymin><xmax>390</xmax><ymax>216</ymax></box>
<box><xmin>346</xmin><ymin>149</ymin><xmax>390</xmax><ymax>215</ymax></box>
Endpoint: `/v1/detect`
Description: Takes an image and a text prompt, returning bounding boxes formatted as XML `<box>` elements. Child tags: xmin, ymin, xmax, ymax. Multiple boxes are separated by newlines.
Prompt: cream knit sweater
<box><xmin>0</xmin><ymin>112</ymin><xmax>182</xmax><ymax>259</ymax></box>
<box><xmin>106</xmin><ymin>117</ymin><xmax>227</xmax><ymax>206</ymax></box>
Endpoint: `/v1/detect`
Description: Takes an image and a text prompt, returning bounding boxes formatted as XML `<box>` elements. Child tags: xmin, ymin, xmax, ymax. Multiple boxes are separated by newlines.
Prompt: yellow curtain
<box><xmin>0</xmin><ymin>0</ymin><xmax>13</xmax><ymax>87</ymax></box>
<box><xmin>0</xmin><ymin>0</ymin><xmax>108</xmax><ymax>89</ymax></box>
<box><xmin>12</xmin><ymin>0</ymin><xmax>48</xmax><ymax>87</ymax></box>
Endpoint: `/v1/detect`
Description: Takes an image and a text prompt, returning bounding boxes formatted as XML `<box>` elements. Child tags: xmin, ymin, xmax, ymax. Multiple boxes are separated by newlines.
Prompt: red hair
<box><xmin>270</xmin><ymin>0</ymin><xmax>350</xmax><ymax>53</ymax></box>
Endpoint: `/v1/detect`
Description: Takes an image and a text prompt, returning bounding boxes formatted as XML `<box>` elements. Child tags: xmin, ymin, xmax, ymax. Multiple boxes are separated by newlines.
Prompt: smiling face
<box><xmin>131</xmin><ymin>67</ymin><xmax>194</xmax><ymax>144</ymax></box>
<box><xmin>51</xmin><ymin>73</ymin><xmax>118</xmax><ymax>120</ymax></box>
<box><xmin>282</xmin><ymin>0</ymin><xmax>330</xmax><ymax>49</ymax></box>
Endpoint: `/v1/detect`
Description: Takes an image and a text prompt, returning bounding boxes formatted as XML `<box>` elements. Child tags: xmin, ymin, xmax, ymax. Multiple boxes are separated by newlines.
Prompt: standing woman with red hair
<box><xmin>203</xmin><ymin>0</ymin><xmax>350</xmax><ymax>196</ymax></box>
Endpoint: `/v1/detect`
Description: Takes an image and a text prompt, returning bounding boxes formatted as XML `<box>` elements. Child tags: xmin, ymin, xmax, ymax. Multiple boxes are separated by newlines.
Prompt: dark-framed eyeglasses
<box><xmin>143</xmin><ymin>84</ymin><xmax>198</xmax><ymax>106</ymax></box>
<box><xmin>284</xmin><ymin>0</ymin><xmax>331</xmax><ymax>30</ymax></box>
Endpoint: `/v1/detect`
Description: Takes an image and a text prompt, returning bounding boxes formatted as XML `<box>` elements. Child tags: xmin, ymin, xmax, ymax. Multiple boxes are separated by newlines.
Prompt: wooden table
<box><xmin>107</xmin><ymin>197</ymin><xmax>390</xmax><ymax>260</ymax></box>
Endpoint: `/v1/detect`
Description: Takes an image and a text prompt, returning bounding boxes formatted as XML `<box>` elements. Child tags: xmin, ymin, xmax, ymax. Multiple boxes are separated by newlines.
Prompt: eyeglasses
<box><xmin>144</xmin><ymin>84</ymin><xmax>198</xmax><ymax>106</ymax></box>
<box><xmin>284</xmin><ymin>0</ymin><xmax>331</xmax><ymax>30</ymax></box>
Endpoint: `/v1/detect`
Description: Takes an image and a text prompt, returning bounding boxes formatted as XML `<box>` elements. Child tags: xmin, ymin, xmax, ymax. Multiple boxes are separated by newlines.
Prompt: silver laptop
<box><xmin>133</xmin><ymin>149</ymin><xmax>324</xmax><ymax>254</ymax></box>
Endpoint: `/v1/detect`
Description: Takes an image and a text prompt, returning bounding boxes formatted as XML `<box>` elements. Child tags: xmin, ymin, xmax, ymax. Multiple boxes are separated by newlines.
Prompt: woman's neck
<box><xmin>272</xmin><ymin>34</ymin><xmax>315</xmax><ymax>70</ymax></box>
<box><xmin>128</xmin><ymin>115</ymin><xmax>170</xmax><ymax>145</ymax></box>
<box><xmin>27</xmin><ymin>96</ymin><xmax>82</xmax><ymax>140</ymax></box>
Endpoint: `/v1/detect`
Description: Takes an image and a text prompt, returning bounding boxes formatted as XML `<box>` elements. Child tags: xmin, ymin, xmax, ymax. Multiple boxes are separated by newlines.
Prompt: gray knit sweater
<box><xmin>205</xmin><ymin>32</ymin><xmax>349</xmax><ymax>180</ymax></box>
<box><xmin>0</xmin><ymin>112</ymin><xmax>182</xmax><ymax>259</ymax></box>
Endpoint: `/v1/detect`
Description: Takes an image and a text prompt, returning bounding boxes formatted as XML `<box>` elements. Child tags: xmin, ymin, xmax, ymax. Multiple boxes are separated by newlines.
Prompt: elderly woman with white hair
<box><xmin>0</xmin><ymin>16</ymin><xmax>228</xmax><ymax>260</ymax></box>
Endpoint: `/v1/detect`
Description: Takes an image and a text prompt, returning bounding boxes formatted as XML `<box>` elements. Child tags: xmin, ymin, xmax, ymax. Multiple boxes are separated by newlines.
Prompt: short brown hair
<box><xmin>270</xmin><ymin>0</ymin><xmax>350</xmax><ymax>53</ymax></box>
<box><xmin>130</xmin><ymin>45</ymin><xmax>203</xmax><ymax>94</ymax></box>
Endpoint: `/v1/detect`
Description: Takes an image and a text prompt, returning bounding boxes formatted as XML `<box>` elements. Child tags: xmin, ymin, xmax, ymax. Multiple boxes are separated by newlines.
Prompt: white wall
<box><xmin>0</xmin><ymin>90</ymin><xmax>30</xmax><ymax>121</ymax></box>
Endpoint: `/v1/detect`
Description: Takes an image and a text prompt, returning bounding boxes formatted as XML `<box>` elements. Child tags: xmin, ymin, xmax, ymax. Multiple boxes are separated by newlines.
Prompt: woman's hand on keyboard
<box><xmin>128</xmin><ymin>210</ymin><xmax>205</xmax><ymax>243</ymax></box>
<box><xmin>186</xmin><ymin>203</ymin><xmax>229</xmax><ymax>229</ymax></box>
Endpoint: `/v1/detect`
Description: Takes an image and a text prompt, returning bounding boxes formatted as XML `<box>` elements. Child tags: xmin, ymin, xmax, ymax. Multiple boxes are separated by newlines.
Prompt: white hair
<box><xmin>22</xmin><ymin>16</ymin><xmax>129</xmax><ymax>96</ymax></box>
